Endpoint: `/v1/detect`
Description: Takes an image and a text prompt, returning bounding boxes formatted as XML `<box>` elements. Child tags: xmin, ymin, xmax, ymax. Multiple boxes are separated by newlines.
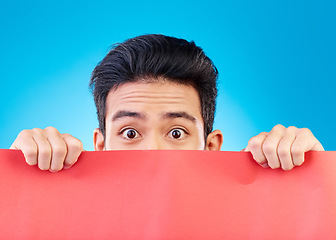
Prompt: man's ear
<box><xmin>205</xmin><ymin>129</ymin><xmax>223</xmax><ymax>151</ymax></box>
<box><xmin>93</xmin><ymin>128</ymin><xmax>105</xmax><ymax>151</ymax></box>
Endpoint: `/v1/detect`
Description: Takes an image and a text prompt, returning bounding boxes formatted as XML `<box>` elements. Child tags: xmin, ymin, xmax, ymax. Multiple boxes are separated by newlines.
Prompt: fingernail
<box><xmin>63</xmin><ymin>165</ymin><xmax>71</xmax><ymax>169</ymax></box>
<box><xmin>261</xmin><ymin>163</ymin><xmax>269</xmax><ymax>168</ymax></box>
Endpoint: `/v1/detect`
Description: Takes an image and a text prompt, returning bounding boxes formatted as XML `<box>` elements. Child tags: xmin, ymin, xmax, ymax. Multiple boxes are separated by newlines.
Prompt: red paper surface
<box><xmin>0</xmin><ymin>150</ymin><xmax>335</xmax><ymax>240</ymax></box>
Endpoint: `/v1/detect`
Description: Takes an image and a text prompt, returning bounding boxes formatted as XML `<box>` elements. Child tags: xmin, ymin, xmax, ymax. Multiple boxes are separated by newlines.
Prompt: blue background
<box><xmin>1</xmin><ymin>0</ymin><xmax>335</xmax><ymax>150</ymax></box>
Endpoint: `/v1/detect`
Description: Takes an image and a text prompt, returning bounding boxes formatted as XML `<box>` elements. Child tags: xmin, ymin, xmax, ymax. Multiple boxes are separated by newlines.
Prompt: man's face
<box><xmin>94</xmin><ymin>80</ymin><xmax>222</xmax><ymax>150</ymax></box>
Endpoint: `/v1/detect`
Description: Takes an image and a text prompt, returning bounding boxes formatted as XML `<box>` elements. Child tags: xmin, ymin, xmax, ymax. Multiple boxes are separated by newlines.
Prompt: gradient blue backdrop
<box><xmin>1</xmin><ymin>0</ymin><xmax>335</xmax><ymax>151</ymax></box>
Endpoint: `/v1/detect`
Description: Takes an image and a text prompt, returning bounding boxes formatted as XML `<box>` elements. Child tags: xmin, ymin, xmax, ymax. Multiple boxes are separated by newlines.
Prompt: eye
<box><xmin>121</xmin><ymin>128</ymin><xmax>140</xmax><ymax>139</ymax></box>
<box><xmin>167</xmin><ymin>128</ymin><xmax>187</xmax><ymax>139</ymax></box>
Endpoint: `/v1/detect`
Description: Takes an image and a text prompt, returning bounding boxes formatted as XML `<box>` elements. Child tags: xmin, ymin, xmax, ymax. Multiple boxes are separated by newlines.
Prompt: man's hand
<box><xmin>10</xmin><ymin>127</ymin><xmax>83</xmax><ymax>172</ymax></box>
<box><xmin>244</xmin><ymin>124</ymin><xmax>324</xmax><ymax>170</ymax></box>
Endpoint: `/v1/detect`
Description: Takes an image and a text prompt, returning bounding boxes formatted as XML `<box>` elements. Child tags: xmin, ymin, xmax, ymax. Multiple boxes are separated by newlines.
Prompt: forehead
<box><xmin>105</xmin><ymin>81</ymin><xmax>202</xmax><ymax>118</ymax></box>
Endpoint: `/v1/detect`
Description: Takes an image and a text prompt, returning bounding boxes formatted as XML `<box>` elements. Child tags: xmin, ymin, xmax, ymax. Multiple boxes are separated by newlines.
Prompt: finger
<box><xmin>310</xmin><ymin>135</ymin><xmax>324</xmax><ymax>151</ymax></box>
<box><xmin>277</xmin><ymin>126</ymin><xmax>296</xmax><ymax>171</ymax></box>
<box><xmin>246</xmin><ymin>132</ymin><xmax>268</xmax><ymax>167</ymax></box>
<box><xmin>62</xmin><ymin>133</ymin><xmax>83</xmax><ymax>169</ymax></box>
<box><xmin>262</xmin><ymin>124</ymin><xmax>285</xmax><ymax>169</ymax></box>
<box><xmin>45</xmin><ymin>127</ymin><xmax>67</xmax><ymax>172</ymax></box>
<box><xmin>291</xmin><ymin>128</ymin><xmax>324</xmax><ymax>166</ymax></box>
<box><xmin>10</xmin><ymin>130</ymin><xmax>38</xmax><ymax>166</ymax></box>
<box><xmin>31</xmin><ymin>128</ymin><xmax>52</xmax><ymax>171</ymax></box>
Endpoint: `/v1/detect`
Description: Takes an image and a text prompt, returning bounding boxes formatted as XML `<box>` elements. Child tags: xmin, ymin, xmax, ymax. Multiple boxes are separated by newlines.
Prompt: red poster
<box><xmin>0</xmin><ymin>150</ymin><xmax>335</xmax><ymax>239</ymax></box>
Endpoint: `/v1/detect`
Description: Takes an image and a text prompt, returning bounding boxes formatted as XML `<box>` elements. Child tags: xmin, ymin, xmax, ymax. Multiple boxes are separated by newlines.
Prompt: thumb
<box><xmin>241</xmin><ymin>146</ymin><xmax>250</xmax><ymax>152</ymax></box>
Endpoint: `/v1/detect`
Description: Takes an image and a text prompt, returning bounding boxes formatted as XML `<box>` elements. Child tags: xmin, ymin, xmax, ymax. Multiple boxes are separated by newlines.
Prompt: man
<box><xmin>10</xmin><ymin>34</ymin><xmax>324</xmax><ymax>172</ymax></box>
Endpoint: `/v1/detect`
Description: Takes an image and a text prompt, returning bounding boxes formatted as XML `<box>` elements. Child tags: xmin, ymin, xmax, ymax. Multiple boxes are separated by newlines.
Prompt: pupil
<box><xmin>172</xmin><ymin>130</ymin><xmax>181</xmax><ymax>138</ymax></box>
<box><xmin>127</xmin><ymin>129</ymin><xmax>136</xmax><ymax>138</ymax></box>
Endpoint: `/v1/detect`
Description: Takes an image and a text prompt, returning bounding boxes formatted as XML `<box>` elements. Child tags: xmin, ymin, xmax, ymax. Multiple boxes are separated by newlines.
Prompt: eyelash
<box><xmin>167</xmin><ymin>128</ymin><xmax>189</xmax><ymax>139</ymax></box>
<box><xmin>119</xmin><ymin>127</ymin><xmax>141</xmax><ymax>140</ymax></box>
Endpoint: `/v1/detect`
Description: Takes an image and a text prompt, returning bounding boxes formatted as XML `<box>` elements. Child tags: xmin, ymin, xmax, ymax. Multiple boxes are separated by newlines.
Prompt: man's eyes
<box><xmin>120</xmin><ymin>128</ymin><xmax>141</xmax><ymax>139</ymax></box>
<box><xmin>167</xmin><ymin>128</ymin><xmax>188</xmax><ymax>140</ymax></box>
<box><xmin>119</xmin><ymin>127</ymin><xmax>188</xmax><ymax>140</ymax></box>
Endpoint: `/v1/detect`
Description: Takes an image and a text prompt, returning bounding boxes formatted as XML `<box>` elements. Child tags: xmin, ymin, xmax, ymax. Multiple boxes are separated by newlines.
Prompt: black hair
<box><xmin>89</xmin><ymin>34</ymin><xmax>218</xmax><ymax>140</ymax></box>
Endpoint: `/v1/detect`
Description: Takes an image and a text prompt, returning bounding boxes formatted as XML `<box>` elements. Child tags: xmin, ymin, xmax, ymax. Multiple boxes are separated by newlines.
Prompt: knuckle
<box><xmin>52</xmin><ymin>145</ymin><xmax>66</xmax><ymax>158</ymax></box>
<box><xmin>38</xmin><ymin>163</ymin><xmax>49</xmax><ymax>171</ymax></box>
<box><xmin>254</xmin><ymin>158</ymin><xmax>266</xmax><ymax>165</ymax></box>
<box><xmin>32</xmin><ymin>128</ymin><xmax>43</xmax><ymax>134</ymax></box>
<box><xmin>38</xmin><ymin>148</ymin><xmax>51</xmax><ymax>159</ymax></box>
<box><xmin>277</xmin><ymin>147</ymin><xmax>288</xmax><ymax>159</ymax></box>
<box><xmin>44</xmin><ymin>126</ymin><xmax>58</xmax><ymax>134</ymax></box>
<box><xmin>286</xmin><ymin>126</ymin><xmax>297</xmax><ymax>133</ymax></box>
<box><xmin>291</xmin><ymin>145</ymin><xmax>303</xmax><ymax>158</ymax></box>
<box><xmin>24</xmin><ymin>148</ymin><xmax>38</xmax><ymax>160</ymax></box>
<box><xmin>268</xmin><ymin>161</ymin><xmax>281</xmax><ymax>169</ymax></box>
<box><xmin>25</xmin><ymin>160</ymin><xmax>36</xmax><ymax>166</ymax></box>
<box><xmin>295</xmin><ymin>159</ymin><xmax>304</xmax><ymax>166</ymax></box>
<box><xmin>18</xmin><ymin>129</ymin><xmax>33</xmax><ymax>138</ymax></box>
<box><xmin>294</xmin><ymin>158</ymin><xmax>304</xmax><ymax>166</ymax></box>
<box><xmin>50</xmin><ymin>164</ymin><xmax>63</xmax><ymax>172</ymax></box>
<box><xmin>248</xmin><ymin>133</ymin><xmax>267</xmax><ymax>149</ymax></box>
<box><xmin>272</xmin><ymin>124</ymin><xmax>284</xmax><ymax>131</ymax></box>
<box><xmin>262</xmin><ymin>142</ymin><xmax>274</xmax><ymax>155</ymax></box>
<box><xmin>299</xmin><ymin>128</ymin><xmax>312</xmax><ymax>137</ymax></box>
<box><xmin>66</xmin><ymin>138</ymin><xmax>83</xmax><ymax>152</ymax></box>
<box><xmin>248</xmin><ymin>137</ymin><xmax>260</xmax><ymax>149</ymax></box>
<box><xmin>282</xmin><ymin>164</ymin><xmax>294</xmax><ymax>171</ymax></box>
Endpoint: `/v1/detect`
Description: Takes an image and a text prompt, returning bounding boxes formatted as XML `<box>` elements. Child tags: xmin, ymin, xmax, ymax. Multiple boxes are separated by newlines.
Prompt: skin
<box><xmin>93</xmin><ymin>81</ymin><xmax>222</xmax><ymax>151</ymax></box>
<box><xmin>10</xmin><ymin>80</ymin><xmax>324</xmax><ymax>172</ymax></box>
<box><xmin>244</xmin><ymin>125</ymin><xmax>324</xmax><ymax>170</ymax></box>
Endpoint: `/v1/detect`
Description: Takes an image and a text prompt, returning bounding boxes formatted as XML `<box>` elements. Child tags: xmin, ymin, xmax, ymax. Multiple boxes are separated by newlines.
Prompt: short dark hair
<box><xmin>89</xmin><ymin>34</ymin><xmax>218</xmax><ymax>140</ymax></box>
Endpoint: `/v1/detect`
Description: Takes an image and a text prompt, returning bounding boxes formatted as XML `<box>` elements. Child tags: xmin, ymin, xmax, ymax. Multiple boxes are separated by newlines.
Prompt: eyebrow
<box><xmin>112</xmin><ymin>111</ymin><xmax>146</xmax><ymax>121</ymax></box>
<box><xmin>111</xmin><ymin>110</ymin><xmax>197</xmax><ymax>123</ymax></box>
<box><xmin>161</xmin><ymin>112</ymin><xmax>196</xmax><ymax>123</ymax></box>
